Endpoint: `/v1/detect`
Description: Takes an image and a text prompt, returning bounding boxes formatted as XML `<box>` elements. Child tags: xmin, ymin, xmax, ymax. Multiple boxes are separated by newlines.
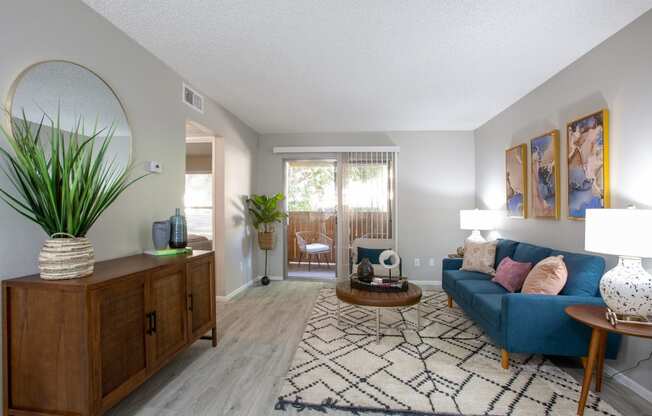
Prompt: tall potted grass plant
<box><xmin>0</xmin><ymin>112</ymin><xmax>148</xmax><ymax>279</ymax></box>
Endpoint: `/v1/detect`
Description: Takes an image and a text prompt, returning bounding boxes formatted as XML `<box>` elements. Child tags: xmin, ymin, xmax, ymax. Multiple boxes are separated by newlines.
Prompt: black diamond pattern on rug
<box><xmin>275</xmin><ymin>288</ymin><xmax>621</xmax><ymax>416</ymax></box>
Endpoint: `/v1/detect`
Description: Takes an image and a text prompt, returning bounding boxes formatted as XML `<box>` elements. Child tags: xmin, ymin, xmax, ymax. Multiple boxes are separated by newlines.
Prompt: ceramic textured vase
<box><xmin>152</xmin><ymin>220</ymin><xmax>171</xmax><ymax>250</ymax></box>
<box><xmin>600</xmin><ymin>256</ymin><xmax>652</xmax><ymax>317</ymax></box>
<box><xmin>169</xmin><ymin>208</ymin><xmax>188</xmax><ymax>249</ymax></box>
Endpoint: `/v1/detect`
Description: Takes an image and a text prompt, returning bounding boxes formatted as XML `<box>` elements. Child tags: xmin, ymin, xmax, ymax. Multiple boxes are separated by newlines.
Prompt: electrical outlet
<box><xmin>429</xmin><ymin>258</ymin><xmax>435</xmax><ymax>267</ymax></box>
<box><xmin>414</xmin><ymin>258</ymin><xmax>421</xmax><ymax>267</ymax></box>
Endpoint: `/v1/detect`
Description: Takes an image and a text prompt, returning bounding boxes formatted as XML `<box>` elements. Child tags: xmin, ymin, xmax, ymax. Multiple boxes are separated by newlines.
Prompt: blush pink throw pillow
<box><xmin>521</xmin><ymin>255</ymin><xmax>568</xmax><ymax>295</ymax></box>
<box><xmin>491</xmin><ymin>257</ymin><xmax>532</xmax><ymax>292</ymax></box>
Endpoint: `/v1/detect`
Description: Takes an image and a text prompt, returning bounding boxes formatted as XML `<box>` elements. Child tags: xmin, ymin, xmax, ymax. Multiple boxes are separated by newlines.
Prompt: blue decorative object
<box><xmin>442</xmin><ymin>238</ymin><xmax>621</xmax><ymax>360</ymax></box>
<box><xmin>169</xmin><ymin>208</ymin><xmax>187</xmax><ymax>249</ymax></box>
<box><xmin>357</xmin><ymin>247</ymin><xmax>387</xmax><ymax>264</ymax></box>
<box><xmin>152</xmin><ymin>220</ymin><xmax>170</xmax><ymax>250</ymax></box>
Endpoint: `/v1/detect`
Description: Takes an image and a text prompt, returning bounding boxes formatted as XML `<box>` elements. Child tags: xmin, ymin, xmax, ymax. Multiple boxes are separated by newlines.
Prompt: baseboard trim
<box><xmin>410</xmin><ymin>280</ymin><xmax>442</xmax><ymax>288</ymax></box>
<box><xmin>216</xmin><ymin>275</ymin><xmax>284</xmax><ymax>302</ymax></box>
<box><xmin>216</xmin><ymin>280</ymin><xmax>252</xmax><ymax>302</ymax></box>
<box><xmin>258</xmin><ymin>275</ymin><xmax>284</xmax><ymax>281</ymax></box>
<box><xmin>604</xmin><ymin>364</ymin><xmax>652</xmax><ymax>404</ymax></box>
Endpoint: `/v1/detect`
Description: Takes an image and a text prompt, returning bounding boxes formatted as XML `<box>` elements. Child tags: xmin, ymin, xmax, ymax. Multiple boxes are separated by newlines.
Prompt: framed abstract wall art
<box><xmin>530</xmin><ymin>130</ymin><xmax>560</xmax><ymax>219</ymax></box>
<box><xmin>567</xmin><ymin>109</ymin><xmax>609</xmax><ymax>220</ymax></box>
<box><xmin>505</xmin><ymin>144</ymin><xmax>527</xmax><ymax>218</ymax></box>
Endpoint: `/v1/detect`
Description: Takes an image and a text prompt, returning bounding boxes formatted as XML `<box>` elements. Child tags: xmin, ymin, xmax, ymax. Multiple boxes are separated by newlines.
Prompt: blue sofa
<box><xmin>442</xmin><ymin>239</ymin><xmax>621</xmax><ymax>368</ymax></box>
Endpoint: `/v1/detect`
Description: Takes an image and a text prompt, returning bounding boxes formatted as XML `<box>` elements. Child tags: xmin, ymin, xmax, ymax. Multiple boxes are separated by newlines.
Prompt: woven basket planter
<box><xmin>38</xmin><ymin>234</ymin><xmax>95</xmax><ymax>280</ymax></box>
<box><xmin>258</xmin><ymin>231</ymin><xmax>275</xmax><ymax>250</ymax></box>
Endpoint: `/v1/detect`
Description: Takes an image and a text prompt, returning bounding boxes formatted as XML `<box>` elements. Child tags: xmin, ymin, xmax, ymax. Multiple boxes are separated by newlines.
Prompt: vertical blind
<box><xmin>338</xmin><ymin>151</ymin><xmax>397</xmax><ymax>277</ymax></box>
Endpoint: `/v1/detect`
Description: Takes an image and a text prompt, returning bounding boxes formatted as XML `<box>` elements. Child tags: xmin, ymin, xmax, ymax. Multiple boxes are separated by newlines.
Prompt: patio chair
<box><xmin>296</xmin><ymin>231</ymin><xmax>334</xmax><ymax>270</ymax></box>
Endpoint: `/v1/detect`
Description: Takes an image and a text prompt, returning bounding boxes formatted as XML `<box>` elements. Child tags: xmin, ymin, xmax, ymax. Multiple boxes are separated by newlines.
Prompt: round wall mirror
<box><xmin>9</xmin><ymin>61</ymin><xmax>132</xmax><ymax>169</ymax></box>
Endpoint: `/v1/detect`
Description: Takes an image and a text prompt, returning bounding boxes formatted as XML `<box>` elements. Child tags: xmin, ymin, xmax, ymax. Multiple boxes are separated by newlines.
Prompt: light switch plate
<box><xmin>429</xmin><ymin>258</ymin><xmax>435</xmax><ymax>267</ymax></box>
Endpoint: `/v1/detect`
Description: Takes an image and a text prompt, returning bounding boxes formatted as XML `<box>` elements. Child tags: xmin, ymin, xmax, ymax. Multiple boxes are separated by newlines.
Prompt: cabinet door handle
<box><xmin>188</xmin><ymin>294</ymin><xmax>194</xmax><ymax>311</ymax></box>
<box><xmin>152</xmin><ymin>311</ymin><xmax>157</xmax><ymax>333</ymax></box>
<box><xmin>146</xmin><ymin>312</ymin><xmax>154</xmax><ymax>335</ymax></box>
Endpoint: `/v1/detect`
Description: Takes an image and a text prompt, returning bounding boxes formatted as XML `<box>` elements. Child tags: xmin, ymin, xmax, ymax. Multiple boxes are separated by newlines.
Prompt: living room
<box><xmin>1</xmin><ymin>1</ymin><xmax>652</xmax><ymax>415</ymax></box>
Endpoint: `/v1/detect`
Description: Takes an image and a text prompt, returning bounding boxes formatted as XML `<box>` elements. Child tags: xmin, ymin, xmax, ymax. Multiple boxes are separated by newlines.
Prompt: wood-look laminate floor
<box><xmin>108</xmin><ymin>281</ymin><xmax>652</xmax><ymax>416</ymax></box>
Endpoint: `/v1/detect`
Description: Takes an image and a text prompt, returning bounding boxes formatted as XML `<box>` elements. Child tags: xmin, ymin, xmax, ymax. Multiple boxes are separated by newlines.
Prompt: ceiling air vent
<box><xmin>182</xmin><ymin>83</ymin><xmax>204</xmax><ymax>113</ymax></box>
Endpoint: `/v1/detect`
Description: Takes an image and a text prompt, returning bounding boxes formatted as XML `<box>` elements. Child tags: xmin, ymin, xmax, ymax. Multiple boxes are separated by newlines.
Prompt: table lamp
<box><xmin>459</xmin><ymin>209</ymin><xmax>501</xmax><ymax>243</ymax></box>
<box><xmin>585</xmin><ymin>208</ymin><xmax>652</xmax><ymax>325</ymax></box>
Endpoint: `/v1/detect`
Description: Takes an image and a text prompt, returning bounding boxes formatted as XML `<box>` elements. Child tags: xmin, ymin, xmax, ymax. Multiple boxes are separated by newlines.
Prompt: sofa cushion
<box><xmin>357</xmin><ymin>247</ymin><xmax>387</xmax><ymax>264</ymax></box>
<box><xmin>456</xmin><ymin>279</ymin><xmax>507</xmax><ymax>305</ymax></box>
<box><xmin>522</xmin><ymin>255</ymin><xmax>568</xmax><ymax>295</ymax></box>
<box><xmin>513</xmin><ymin>242</ymin><xmax>552</xmax><ymax>265</ymax></box>
<box><xmin>461</xmin><ymin>240</ymin><xmax>498</xmax><ymax>275</ymax></box>
<box><xmin>492</xmin><ymin>257</ymin><xmax>533</xmax><ymax>292</ymax></box>
<box><xmin>442</xmin><ymin>269</ymin><xmax>489</xmax><ymax>294</ymax></box>
<box><xmin>495</xmin><ymin>239</ymin><xmax>519</xmax><ymax>266</ymax></box>
<box><xmin>473</xmin><ymin>294</ymin><xmax>504</xmax><ymax>330</ymax></box>
<box><xmin>551</xmin><ymin>250</ymin><xmax>605</xmax><ymax>296</ymax></box>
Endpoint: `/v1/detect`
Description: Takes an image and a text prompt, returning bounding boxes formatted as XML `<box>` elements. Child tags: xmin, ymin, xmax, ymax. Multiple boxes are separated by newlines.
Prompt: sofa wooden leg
<box><xmin>580</xmin><ymin>356</ymin><xmax>588</xmax><ymax>369</ymax></box>
<box><xmin>447</xmin><ymin>295</ymin><xmax>453</xmax><ymax>308</ymax></box>
<box><xmin>501</xmin><ymin>349</ymin><xmax>509</xmax><ymax>369</ymax></box>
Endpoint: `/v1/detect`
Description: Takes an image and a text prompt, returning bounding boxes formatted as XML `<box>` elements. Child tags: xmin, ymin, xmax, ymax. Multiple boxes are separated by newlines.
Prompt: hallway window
<box><xmin>184</xmin><ymin>174</ymin><xmax>213</xmax><ymax>239</ymax></box>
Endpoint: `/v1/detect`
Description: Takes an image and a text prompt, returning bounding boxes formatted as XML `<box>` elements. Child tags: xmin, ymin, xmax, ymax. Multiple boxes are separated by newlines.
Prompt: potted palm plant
<box><xmin>247</xmin><ymin>193</ymin><xmax>287</xmax><ymax>285</ymax></box>
<box><xmin>0</xmin><ymin>112</ymin><xmax>148</xmax><ymax>279</ymax></box>
<box><xmin>247</xmin><ymin>193</ymin><xmax>288</xmax><ymax>249</ymax></box>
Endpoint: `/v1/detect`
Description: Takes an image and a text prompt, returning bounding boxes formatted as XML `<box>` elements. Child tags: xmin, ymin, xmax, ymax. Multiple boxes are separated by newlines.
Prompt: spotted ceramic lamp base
<box><xmin>600</xmin><ymin>256</ymin><xmax>652</xmax><ymax>323</ymax></box>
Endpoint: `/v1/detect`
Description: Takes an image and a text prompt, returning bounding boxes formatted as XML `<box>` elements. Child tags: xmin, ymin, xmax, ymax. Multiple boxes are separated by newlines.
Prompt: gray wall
<box><xmin>475</xmin><ymin>10</ymin><xmax>652</xmax><ymax>395</ymax></box>
<box><xmin>256</xmin><ymin>131</ymin><xmax>476</xmax><ymax>283</ymax></box>
<box><xmin>0</xmin><ymin>0</ymin><xmax>258</xmax><ymax>297</ymax></box>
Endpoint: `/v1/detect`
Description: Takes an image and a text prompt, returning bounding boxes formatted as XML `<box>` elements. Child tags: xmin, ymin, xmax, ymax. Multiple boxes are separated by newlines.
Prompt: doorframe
<box><xmin>185</xmin><ymin>120</ymin><xmax>226</xmax><ymax>298</ymax></box>
<box><xmin>282</xmin><ymin>154</ymin><xmax>338</xmax><ymax>280</ymax></box>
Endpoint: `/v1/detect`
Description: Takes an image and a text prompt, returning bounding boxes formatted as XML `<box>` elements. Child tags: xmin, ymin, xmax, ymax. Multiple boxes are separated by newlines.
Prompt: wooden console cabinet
<box><xmin>2</xmin><ymin>251</ymin><xmax>216</xmax><ymax>416</ymax></box>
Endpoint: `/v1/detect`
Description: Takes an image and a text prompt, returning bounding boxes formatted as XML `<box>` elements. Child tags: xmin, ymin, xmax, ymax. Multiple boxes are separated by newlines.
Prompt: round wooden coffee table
<box><xmin>335</xmin><ymin>279</ymin><xmax>422</xmax><ymax>343</ymax></box>
<box><xmin>566</xmin><ymin>304</ymin><xmax>652</xmax><ymax>416</ymax></box>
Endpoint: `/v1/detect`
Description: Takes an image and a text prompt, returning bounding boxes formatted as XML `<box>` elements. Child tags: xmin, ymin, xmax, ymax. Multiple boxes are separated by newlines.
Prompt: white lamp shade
<box><xmin>585</xmin><ymin>208</ymin><xmax>652</xmax><ymax>258</ymax></box>
<box><xmin>459</xmin><ymin>209</ymin><xmax>502</xmax><ymax>231</ymax></box>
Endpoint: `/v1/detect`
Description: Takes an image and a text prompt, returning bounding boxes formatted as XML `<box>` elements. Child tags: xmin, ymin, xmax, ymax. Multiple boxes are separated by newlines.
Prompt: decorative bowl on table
<box><xmin>350</xmin><ymin>275</ymin><xmax>408</xmax><ymax>292</ymax></box>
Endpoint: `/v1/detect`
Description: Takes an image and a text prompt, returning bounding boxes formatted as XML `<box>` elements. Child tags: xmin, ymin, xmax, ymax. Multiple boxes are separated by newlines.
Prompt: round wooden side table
<box><xmin>335</xmin><ymin>279</ymin><xmax>422</xmax><ymax>343</ymax></box>
<box><xmin>565</xmin><ymin>304</ymin><xmax>652</xmax><ymax>416</ymax></box>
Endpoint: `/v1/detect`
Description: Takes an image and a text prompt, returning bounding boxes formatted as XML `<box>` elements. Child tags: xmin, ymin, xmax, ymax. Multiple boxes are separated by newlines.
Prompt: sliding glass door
<box><xmin>285</xmin><ymin>159</ymin><xmax>338</xmax><ymax>279</ymax></box>
<box><xmin>282</xmin><ymin>151</ymin><xmax>397</xmax><ymax>280</ymax></box>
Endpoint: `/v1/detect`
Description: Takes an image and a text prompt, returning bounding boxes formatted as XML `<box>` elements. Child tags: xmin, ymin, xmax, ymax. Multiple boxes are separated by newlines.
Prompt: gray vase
<box><xmin>357</xmin><ymin>258</ymin><xmax>374</xmax><ymax>282</ymax></box>
<box><xmin>152</xmin><ymin>220</ymin><xmax>171</xmax><ymax>250</ymax></box>
<box><xmin>169</xmin><ymin>208</ymin><xmax>188</xmax><ymax>249</ymax></box>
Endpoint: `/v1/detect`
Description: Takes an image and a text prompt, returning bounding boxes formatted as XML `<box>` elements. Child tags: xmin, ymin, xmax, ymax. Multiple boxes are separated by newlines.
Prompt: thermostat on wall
<box><xmin>145</xmin><ymin>161</ymin><xmax>163</xmax><ymax>174</ymax></box>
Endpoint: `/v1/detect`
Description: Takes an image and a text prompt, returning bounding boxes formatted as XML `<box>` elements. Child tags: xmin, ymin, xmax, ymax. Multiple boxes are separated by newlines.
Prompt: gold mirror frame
<box><xmin>5</xmin><ymin>60</ymin><xmax>133</xmax><ymax>164</ymax></box>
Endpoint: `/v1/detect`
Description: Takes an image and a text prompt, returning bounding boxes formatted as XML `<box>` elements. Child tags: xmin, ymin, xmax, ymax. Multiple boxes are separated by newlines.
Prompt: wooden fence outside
<box><xmin>287</xmin><ymin>211</ymin><xmax>391</xmax><ymax>263</ymax></box>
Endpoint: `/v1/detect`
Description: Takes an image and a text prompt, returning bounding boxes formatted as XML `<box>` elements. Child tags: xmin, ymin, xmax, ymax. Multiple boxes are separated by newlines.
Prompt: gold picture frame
<box><xmin>505</xmin><ymin>143</ymin><xmax>527</xmax><ymax>218</ymax></box>
<box><xmin>530</xmin><ymin>130</ymin><xmax>560</xmax><ymax>219</ymax></box>
<box><xmin>566</xmin><ymin>109</ymin><xmax>610</xmax><ymax>220</ymax></box>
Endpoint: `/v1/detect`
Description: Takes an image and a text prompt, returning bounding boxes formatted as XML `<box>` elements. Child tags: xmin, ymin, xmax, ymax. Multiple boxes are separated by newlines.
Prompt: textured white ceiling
<box><xmin>82</xmin><ymin>0</ymin><xmax>652</xmax><ymax>133</ymax></box>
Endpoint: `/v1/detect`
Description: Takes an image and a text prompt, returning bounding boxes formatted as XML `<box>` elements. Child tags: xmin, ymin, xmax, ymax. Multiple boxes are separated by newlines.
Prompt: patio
<box><xmin>286</xmin><ymin>210</ymin><xmax>391</xmax><ymax>279</ymax></box>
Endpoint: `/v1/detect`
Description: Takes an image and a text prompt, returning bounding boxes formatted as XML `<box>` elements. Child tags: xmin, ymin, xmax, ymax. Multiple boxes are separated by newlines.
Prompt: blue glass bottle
<box><xmin>169</xmin><ymin>208</ymin><xmax>188</xmax><ymax>249</ymax></box>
